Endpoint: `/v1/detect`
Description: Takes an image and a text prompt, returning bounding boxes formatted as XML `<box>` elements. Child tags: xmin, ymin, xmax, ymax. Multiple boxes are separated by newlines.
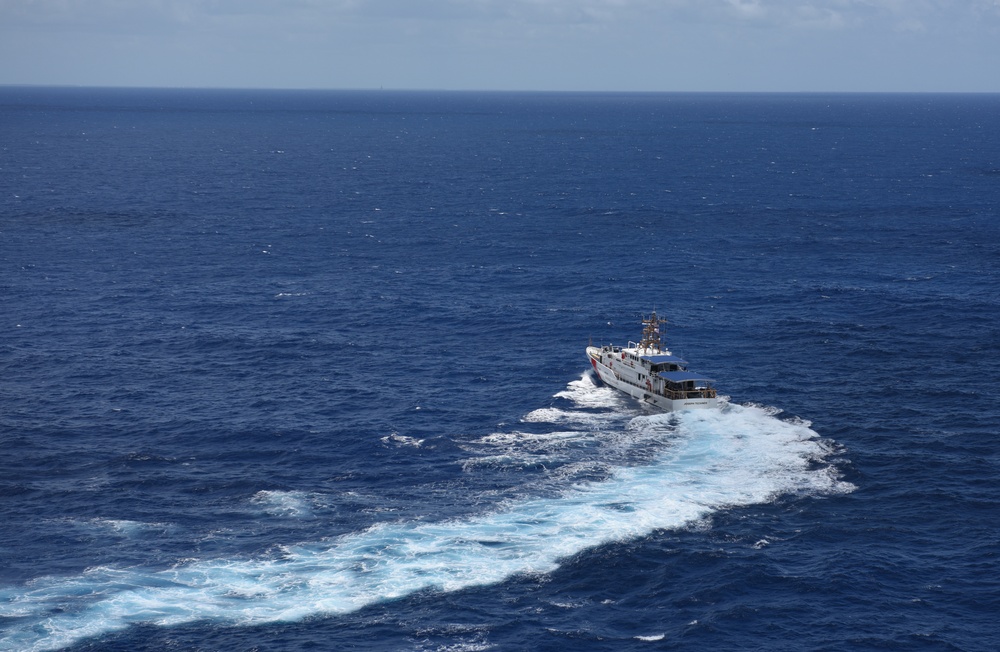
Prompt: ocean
<box><xmin>1</xmin><ymin>88</ymin><xmax>998</xmax><ymax>651</ymax></box>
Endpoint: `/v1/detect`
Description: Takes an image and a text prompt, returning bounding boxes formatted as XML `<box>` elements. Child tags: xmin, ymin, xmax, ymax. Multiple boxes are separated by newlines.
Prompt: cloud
<box><xmin>1</xmin><ymin>0</ymin><xmax>993</xmax><ymax>33</ymax></box>
<box><xmin>789</xmin><ymin>5</ymin><xmax>847</xmax><ymax>28</ymax></box>
<box><xmin>726</xmin><ymin>0</ymin><xmax>767</xmax><ymax>20</ymax></box>
<box><xmin>0</xmin><ymin>0</ymin><xmax>997</xmax><ymax>90</ymax></box>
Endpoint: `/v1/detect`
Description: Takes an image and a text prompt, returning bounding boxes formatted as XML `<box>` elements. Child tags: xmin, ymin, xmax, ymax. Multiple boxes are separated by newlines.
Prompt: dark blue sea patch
<box><xmin>1</xmin><ymin>89</ymin><xmax>998</xmax><ymax>652</ymax></box>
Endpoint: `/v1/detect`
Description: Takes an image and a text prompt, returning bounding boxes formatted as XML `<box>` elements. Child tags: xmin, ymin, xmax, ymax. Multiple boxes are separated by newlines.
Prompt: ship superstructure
<box><xmin>586</xmin><ymin>312</ymin><xmax>718</xmax><ymax>411</ymax></box>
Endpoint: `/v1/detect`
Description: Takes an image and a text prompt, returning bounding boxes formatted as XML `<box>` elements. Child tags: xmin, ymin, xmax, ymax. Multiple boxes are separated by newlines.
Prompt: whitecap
<box><xmin>62</xmin><ymin>518</ymin><xmax>174</xmax><ymax>538</ymax></box>
<box><xmin>250</xmin><ymin>490</ymin><xmax>317</xmax><ymax>519</ymax></box>
<box><xmin>381</xmin><ymin>433</ymin><xmax>425</xmax><ymax>447</ymax></box>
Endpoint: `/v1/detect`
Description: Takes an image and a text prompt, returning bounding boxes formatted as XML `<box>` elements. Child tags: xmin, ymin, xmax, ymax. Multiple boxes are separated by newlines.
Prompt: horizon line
<box><xmin>2</xmin><ymin>83</ymin><xmax>999</xmax><ymax>96</ymax></box>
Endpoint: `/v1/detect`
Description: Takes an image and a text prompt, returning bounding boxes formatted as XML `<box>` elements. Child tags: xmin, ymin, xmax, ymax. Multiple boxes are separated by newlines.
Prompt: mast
<box><xmin>638</xmin><ymin>311</ymin><xmax>667</xmax><ymax>353</ymax></box>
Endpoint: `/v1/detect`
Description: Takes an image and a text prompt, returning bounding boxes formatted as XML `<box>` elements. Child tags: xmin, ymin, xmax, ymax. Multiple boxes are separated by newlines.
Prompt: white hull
<box><xmin>588</xmin><ymin>349</ymin><xmax>716</xmax><ymax>411</ymax></box>
<box><xmin>585</xmin><ymin>311</ymin><xmax>720</xmax><ymax>412</ymax></box>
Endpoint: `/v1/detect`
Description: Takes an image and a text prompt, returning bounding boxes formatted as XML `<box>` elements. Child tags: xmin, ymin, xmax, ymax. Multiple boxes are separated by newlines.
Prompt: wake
<box><xmin>0</xmin><ymin>375</ymin><xmax>852</xmax><ymax>651</ymax></box>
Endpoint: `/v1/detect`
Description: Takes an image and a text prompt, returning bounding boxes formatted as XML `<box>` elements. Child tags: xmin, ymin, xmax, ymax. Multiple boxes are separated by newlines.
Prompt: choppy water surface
<box><xmin>1</xmin><ymin>89</ymin><xmax>998</xmax><ymax>651</ymax></box>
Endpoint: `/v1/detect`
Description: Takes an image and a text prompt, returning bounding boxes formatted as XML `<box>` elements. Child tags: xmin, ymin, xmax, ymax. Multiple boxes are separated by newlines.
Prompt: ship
<box><xmin>586</xmin><ymin>311</ymin><xmax>718</xmax><ymax>411</ymax></box>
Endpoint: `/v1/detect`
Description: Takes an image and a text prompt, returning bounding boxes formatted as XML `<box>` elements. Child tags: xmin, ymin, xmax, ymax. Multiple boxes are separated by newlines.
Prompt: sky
<box><xmin>1</xmin><ymin>0</ymin><xmax>998</xmax><ymax>92</ymax></box>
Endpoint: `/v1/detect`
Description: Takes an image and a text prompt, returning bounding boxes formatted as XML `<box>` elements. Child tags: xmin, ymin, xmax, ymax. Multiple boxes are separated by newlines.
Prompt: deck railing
<box><xmin>613</xmin><ymin>372</ymin><xmax>716</xmax><ymax>401</ymax></box>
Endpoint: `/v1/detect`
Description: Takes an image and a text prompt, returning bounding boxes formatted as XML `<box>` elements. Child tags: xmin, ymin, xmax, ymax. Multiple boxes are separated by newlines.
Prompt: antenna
<box><xmin>639</xmin><ymin>310</ymin><xmax>668</xmax><ymax>353</ymax></box>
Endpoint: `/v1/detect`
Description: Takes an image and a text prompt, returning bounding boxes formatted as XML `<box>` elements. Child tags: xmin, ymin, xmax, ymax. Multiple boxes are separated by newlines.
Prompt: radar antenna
<box><xmin>639</xmin><ymin>311</ymin><xmax>667</xmax><ymax>353</ymax></box>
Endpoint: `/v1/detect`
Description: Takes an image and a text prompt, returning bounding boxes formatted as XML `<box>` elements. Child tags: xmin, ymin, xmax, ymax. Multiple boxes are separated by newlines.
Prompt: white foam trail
<box><xmin>521</xmin><ymin>372</ymin><xmax>628</xmax><ymax>424</ymax></box>
<box><xmin>460</xmin><ymin>452</ymin><xmax>564</xmax><ymax>471</ymax></box>
<box><xmin>0</xmin><ymin>404</ymin><xmax>852</xmax><ymax>651</ymax></box>
<box><xmin>521</xmin><ymin>407</ymin><xmax>621</xmax><ymax>426</ymax></box>
<box><xmin>553</xmin><ymin>372</ymin><xmax>622</xmax><ymax>409</ymax></box>
<box><xmin>476</xmin><ymin>430</ymin><xmax>589</xmax><ymax>446</ymax></box>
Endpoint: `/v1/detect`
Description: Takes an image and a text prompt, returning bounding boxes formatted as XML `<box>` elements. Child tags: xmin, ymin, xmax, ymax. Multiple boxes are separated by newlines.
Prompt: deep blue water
<box><xmin>1</xmin><ymin>88</ymin><xmax>998</xmax><ymax>651</ymax></box>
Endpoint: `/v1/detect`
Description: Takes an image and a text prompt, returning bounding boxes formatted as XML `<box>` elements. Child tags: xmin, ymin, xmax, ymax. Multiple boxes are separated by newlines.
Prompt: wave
<box><xmin>56</xmin><ymin>518</ymin><xmax>177</xmax><ymax>539</ymax></box>
<box><xmin>553</xmin><ymin>372</ymin><xmax>622</xmax><ymax>409</ymax></box>
<box><xmin>520</xmin><ymin>406</ymin><xmax>622</xmax><ymax>425</ymax></box>
<box><xmin>249</xmin><ymin>490</ymin><xmax>320</xmax><ymax>520</ymax></box>
<box><xmin>0</xmin><ymin>394</ymin><xmax>851</xmax><ymax>651</ymax></box>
